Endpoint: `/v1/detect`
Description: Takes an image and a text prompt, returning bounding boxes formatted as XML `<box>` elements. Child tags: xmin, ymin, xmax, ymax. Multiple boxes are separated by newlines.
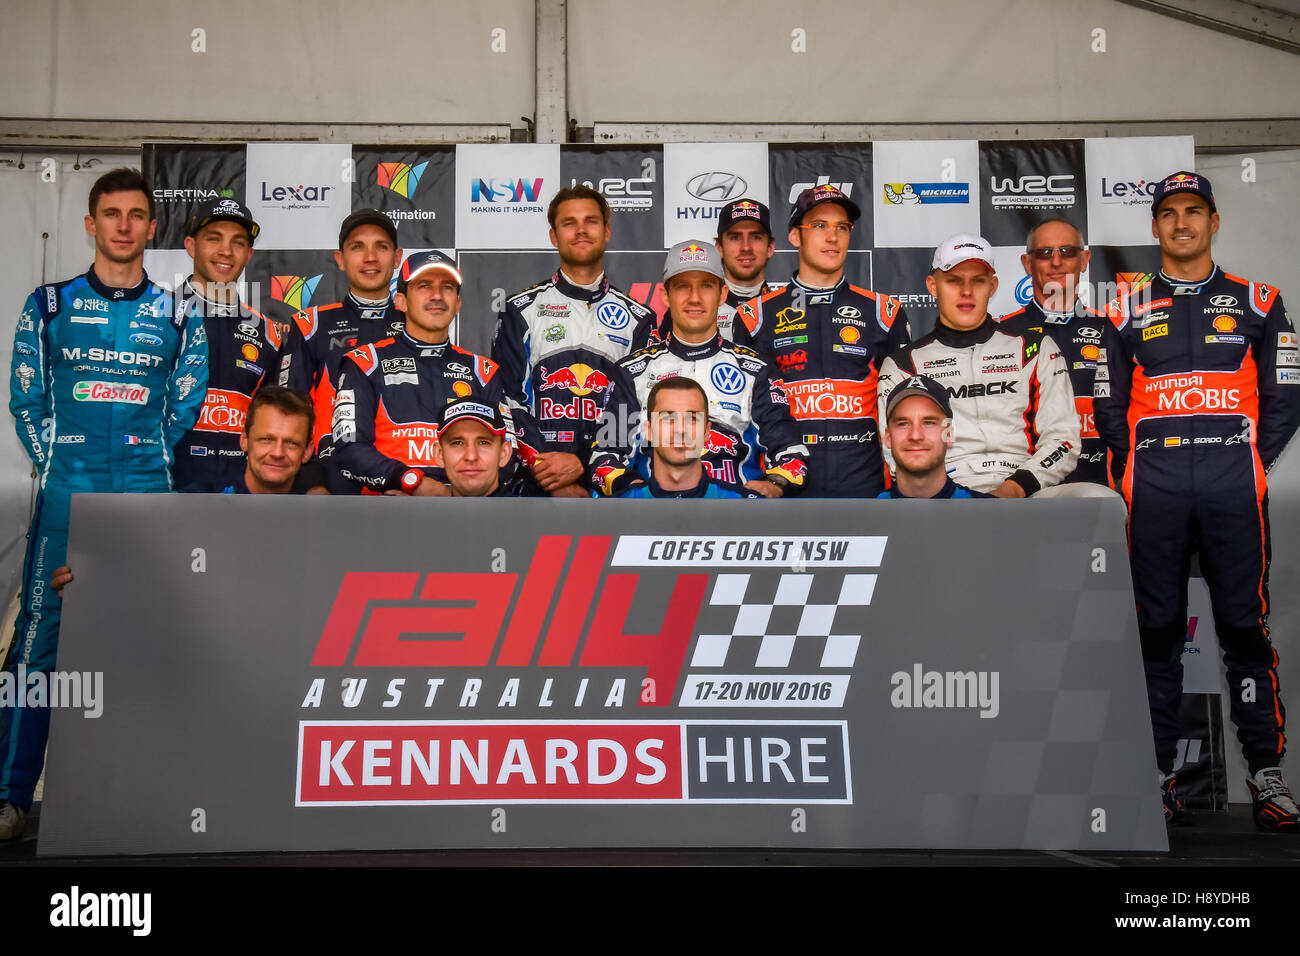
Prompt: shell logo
<box><xmin>241</xmin><ymin>343</ymin><xmax>259</xmax><ymax>361</ymax></box>
<box><xmin>1081</xmin><ymin>344</ymin><xmax>1100</xmax><ymax>361</ymax></box>
<box><xmin>839</xmin><ymin>326</ymin><xmax>860</xmax><ymax>344</ymax></box>
<box><xmin>1213</xmin><ymin>315</ymin><xmax>1237</xmax><ymax>333</ymax></box>
<box><xmin>453</xmin><ymin>381</ymin><xmax>472</xmax><ymax>398</ymax></box>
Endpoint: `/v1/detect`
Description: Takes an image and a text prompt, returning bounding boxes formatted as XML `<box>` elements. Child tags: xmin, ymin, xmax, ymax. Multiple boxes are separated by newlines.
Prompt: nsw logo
<box><xmin>710</xmin><ymin>363</ymin><xmax>746</xmax><ymax>395</ymax></box>
<box><xmin>471</xmin><ymin>177</ymin><xmax>544</xmax><ymax>203</ymax></box>
<box><xmin>597</xmin><ymin>302</ymin><xmax>631</xmax><ymax>331</ymax></box>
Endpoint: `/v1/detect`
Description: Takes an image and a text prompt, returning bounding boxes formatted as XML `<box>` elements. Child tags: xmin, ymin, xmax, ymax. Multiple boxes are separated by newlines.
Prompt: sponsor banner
<box><xmin>42</xmin><ymin>495</ymin><xmax>1164</xmax><ymax>854</ymax></box>
<box><xmin>245</xmin><ymin>143</ymin><xmax>354</xmax><ymax>251</ymax></box>
<box><xmin>458</xmin><ymin>250</ymin><xmax>559</xmax><ymax>356</ymax></box>
<box><xmin>560</xmin><ymin>145</ymin><xmax>664</xmax><ymax>250</ymax></box>
<box><xmin>455</xmin><ymin>143</ymin><xmax>560</xmax><ymax>250</ymax></box>
<box><xmin>1083</xmin><ymin>136</ymin><xmax>1195</xmax><ymax>246</ymax></box>
<box><xmin>663</xmin><ymin>143</ymin><xmax>769</xmax><ymax>247</ymax></box>
<box><xmin>769</xmin><ymin>144</ymin><xmax>873</xmax><ymax>250</ymax></box>
<box><xmin>242</xmin><ymin>248</ymin><xmax>348</xmax><ymax>334</ymax></box>
<box><xmin>142</xmin><ymin>249</ymin><xmax>200</xmax><ymax>296</ymax></box>
<box><xmin>978</xmin><ymin>139</ymin><xmax>1087</xmax><ymax>247</ymax></box>
<box><xmin>351</xmin><ymin>147</ymin><xmax>456</xmax><ymax>248</ymax></box>
<box><xmin>143</xmin><ymin>143</ymin><xmax>246</xmax><ymax>250</ymax></box>
<box><xmin>873</xmin><ymin>140</ymin><xmax>980</xmax><ymax>248</ymax></box>
<box><xmin>871</xmin><ymin>247</ymin><xmax>939</xmax><ymax>337</ymax></box>
<box><xmin>1085</xmin><ymin>245</ymin><xmax>1163</xmax><ymax>313</ymax></box>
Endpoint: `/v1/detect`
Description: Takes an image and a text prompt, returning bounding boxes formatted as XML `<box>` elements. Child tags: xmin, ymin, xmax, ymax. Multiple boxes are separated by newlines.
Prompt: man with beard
<box><xmin>493</xmin><ymin>185</ymin><xmax>653</xmax><ymax>496</ymax></box>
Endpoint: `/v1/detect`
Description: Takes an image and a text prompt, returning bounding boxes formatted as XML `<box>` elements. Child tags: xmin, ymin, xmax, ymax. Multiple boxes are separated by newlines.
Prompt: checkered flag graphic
<box><xmin>690</xmin><ymin>572</ymin><xmax>875</xmax><ymax>669</ymax></box>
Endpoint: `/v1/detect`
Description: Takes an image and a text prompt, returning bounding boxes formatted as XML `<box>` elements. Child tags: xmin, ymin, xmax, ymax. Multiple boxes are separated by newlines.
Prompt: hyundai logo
<box><xmin>686</xmin><ymin>172</ymin><xmax>748</xmax><ymax>203</ymax></box>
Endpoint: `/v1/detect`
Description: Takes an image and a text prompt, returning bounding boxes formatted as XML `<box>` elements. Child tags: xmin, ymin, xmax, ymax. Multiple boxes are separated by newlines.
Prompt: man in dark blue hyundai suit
<box><xmin>1</xmin><ymin>168</ymin><xmax>208</xmax><ymax>841</ymax></box>
<box><xmin>1095</xmin><ymin>171</ymin><xmax>1300</xmax><ymax>830</ymax></box>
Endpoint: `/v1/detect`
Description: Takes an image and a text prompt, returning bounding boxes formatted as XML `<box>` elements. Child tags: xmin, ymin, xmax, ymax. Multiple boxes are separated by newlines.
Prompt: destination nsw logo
<box><xmin>376</xmin><ymin>162</ymin><xmax>438</xmax><ymax>222</ymax></box>
<box><xmin>271</xmin><ymin>274</ymin><xmax>323</xmax><ymax>311</ymax></box>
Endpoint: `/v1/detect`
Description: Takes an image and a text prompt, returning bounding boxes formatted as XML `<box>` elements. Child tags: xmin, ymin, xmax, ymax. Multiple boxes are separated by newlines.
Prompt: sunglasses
<box><xmin>1029</xmin><ymin>245</ymin><xmax>1084</xmax><ymax>260</ymax></box>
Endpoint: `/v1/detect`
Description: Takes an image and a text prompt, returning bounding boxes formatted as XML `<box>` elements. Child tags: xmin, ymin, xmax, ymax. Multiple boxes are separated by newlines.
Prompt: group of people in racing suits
<box><xmin>1</xmin><ymin>165</ymin><xmax>1297</xmax><ymax>842</ymax></box>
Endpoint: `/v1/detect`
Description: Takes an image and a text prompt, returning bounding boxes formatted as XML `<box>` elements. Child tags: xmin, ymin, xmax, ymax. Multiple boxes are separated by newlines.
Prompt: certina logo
<box><xmin>989</xmin><ymin>173</ymin><xmax>1075</xmax><ymax>209</ymax></box>
<box><xmin>685</xmin><ymin>172</ymin><xmax>747</xmax><ymax>203</ymax></box>
<box><xmin>891</xmin><ymin>664</ymin><xmax>999</xmax><ymax>718</ymax></box>
<box><xmin>154</xmin><ymin>186</ymin><xmax>233</xmax><ymax>202</ymax></box>
<box><xmin>72</xmin><ymin>298</ymin><xmax>109</xmax><ymax>313</ymax></box>
<box><xmin>788</xmin><ymin>176</ymin><xmax>854</xmax><ymax>203</ymax></box>
<box><xmin>62</xmin><ymin>347</ymin><xmax>163</xmax><ymax>368</ymax></box>
<box><xmin>570</xmin><ymin>176</ymin><xmax>653</xmax><ymax>211</ymax></box>
<box><xmin>73</xmin><ymin>381</ymin><xmax>150</xmax><ymax>405</ymax></box>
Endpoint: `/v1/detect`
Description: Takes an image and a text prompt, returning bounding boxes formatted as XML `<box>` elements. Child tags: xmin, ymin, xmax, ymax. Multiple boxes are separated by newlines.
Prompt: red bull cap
<box><xmin>664</xmin><ymin>240</ymin><xmax>725</xmax><ymax>283</ymax></box>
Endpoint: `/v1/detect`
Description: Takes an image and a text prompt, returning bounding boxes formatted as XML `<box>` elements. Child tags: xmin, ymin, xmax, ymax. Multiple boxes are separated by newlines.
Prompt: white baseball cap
<box><xmin>932</xmin><ymin>233</ymin><xmax>996</xmax><ymax>273</ymax></box>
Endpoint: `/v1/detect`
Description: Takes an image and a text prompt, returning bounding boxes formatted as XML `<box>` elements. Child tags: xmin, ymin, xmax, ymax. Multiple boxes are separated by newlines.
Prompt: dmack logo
<box><xmin>310</xmin><ymin>536</ymin><xmax>708</xmax><ymax>706</ymax></box>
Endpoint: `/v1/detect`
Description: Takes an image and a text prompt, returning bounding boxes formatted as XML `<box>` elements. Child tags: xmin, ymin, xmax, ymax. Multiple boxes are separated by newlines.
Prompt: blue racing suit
<box><xmin>2</xmin><ymin>268</ymin><xmax>208</xmax><ymax>811</ymax></box>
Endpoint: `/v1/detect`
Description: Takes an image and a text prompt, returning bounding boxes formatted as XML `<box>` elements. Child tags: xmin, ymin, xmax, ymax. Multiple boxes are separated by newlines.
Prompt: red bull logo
<box><xmin>703</xmin><ymin>430</ymin><xmax>739</xmax><ymax>455</ymax></box>
<box><xmin>538</xmin><ymin>364</ymin><xmax>611</xmax><ymax>396</ymax></box>
<box><xmin>780</xmin><ymin>458</ymin><xmax>808</xmax><ymax>479</ymax></box>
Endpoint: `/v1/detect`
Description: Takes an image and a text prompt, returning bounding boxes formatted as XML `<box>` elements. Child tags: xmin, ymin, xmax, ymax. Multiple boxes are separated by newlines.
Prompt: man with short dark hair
<box><xmin>878</xmin><ymin>233</ymin><xmax>1080</xmax><ymax>498</ymax></box>
<box><xmin>278</xmin><ymin>208</ymin><xmax>406</xmax><ymax>492</ymax></box>
<box><xmin>172</xmin><ymin>198</ymin><xmax>284</xmax><ymax>490</ymax></box>
<box><xmin>2</xmin><ymin>167</ymin><xmax>208</xmax><ymax>841</ymax></box>
<box><xmin>716</xmin><ymin>199</ymin><xmax>775</xmax><ymax>310</ymax></box>
<box><xmin>181</xmin><ymin>385</ymin><xmax>314</xmax><ymax>494</ymax></box>
<box><xmin>332</xmin><ymin>251</ymin><xmax>531</xmax><ymax>496</ymax></box>
<box><xmin>734</xmin><ymin>184</ymin><xmax>909</xmax><ymax>497</ymax></box>
<box><xmin>998</xmin><ymin>216</ymin><xmax>1110</xmax><ymax>486</ymax></box>
<box><xmin>492</xmin><ymin>184</ymin><xmax>654</xmax><ymax>496</ymax></box>
<box><xmin>877</xmin><ymin>375</ymin><xmax>990</xmax><ymax>499</ymax></box>
<box><xmin>435</xmin><ymin>400</ymin><xmax>524</xmax><ymax>497</ymax></box>
<box><xmin>1095</xmin><ymin>171</ymin><xmax>1300</xmax><ymax>829</ymax></box>
<box><xmin>617</xmin><ymin>377</ymin><xmax>759</xmax><ymax>499</ymax></box>
<box><xmin>591</xmin><ymin>240</ymin><xmax>808</xmax><ymax>498</ymax></box>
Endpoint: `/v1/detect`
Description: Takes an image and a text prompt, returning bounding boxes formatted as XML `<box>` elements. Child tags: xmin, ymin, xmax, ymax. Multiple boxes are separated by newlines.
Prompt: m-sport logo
<box><xmin>686</xmin><ymin>172</ymin><xmax>747</xmax><ymax>203</ymax></box>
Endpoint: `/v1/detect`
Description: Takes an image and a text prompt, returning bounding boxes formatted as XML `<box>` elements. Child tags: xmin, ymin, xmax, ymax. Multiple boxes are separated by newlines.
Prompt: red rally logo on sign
<box><xmin>309</xmin><ymin>535</ymin><xmax>708</xmax><ymax>701</ymax></box>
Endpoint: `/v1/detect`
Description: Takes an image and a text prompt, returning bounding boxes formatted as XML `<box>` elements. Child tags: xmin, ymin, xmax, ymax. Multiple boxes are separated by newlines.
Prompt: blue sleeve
<box><xmin>10</xmin><ymin>291</ymin><xmax>50</xmax><ymax>469</ymax></box>
<box><xmin>165</xmin><ymin>296</ymin><xmax>210</xmax><ymax>450</ymax></box>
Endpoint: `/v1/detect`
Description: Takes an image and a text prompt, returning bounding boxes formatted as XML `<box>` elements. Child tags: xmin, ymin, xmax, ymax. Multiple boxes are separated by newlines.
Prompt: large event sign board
<box><xmin>39</xmin><ymin>495</ymin><xmax>1165</xmax><ymax>856</ymax></box>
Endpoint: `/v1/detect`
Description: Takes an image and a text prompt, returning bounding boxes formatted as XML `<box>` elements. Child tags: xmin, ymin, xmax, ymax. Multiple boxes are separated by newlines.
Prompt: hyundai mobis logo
<box><xmin>295</xmin><ymin>533</ymin><xmax>883</xmax><ymax>805</ymax></box>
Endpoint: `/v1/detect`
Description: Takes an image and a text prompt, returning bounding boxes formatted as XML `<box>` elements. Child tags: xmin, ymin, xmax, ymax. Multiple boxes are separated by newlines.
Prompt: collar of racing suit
<box><xmin>348</xmin><ymin>291</ymin><xmax>392</xmax><ymax>310</ymax></box>
<box><xmin>395</xmin><ymin>328</ymin><xmax>449</xmax><ymax>355</ymax></box>
<box><xmin>790</xmin><ymin>273</ymin><xmax>846</xmax><ymax>299</ymax></box>
<box><xmin>1157</xmin><ymin>264</ymin><xmax>1219</xmax><ymax>293</ymax></box>
<box><xmin>553</xmin><ymin>270</ymin><xmax>609</xmax><ymax>303</ymax></box>
<box><xmin>728</xmin><ymin>280</ymin><xmax>764</xmax><ymax>300</ymax></box>
<box><xmin>665</xmin><ymin>327</ymin><xmax>724</xmax><ymax>361</ymax></box>
<box><xmin>86</xmin><ymin>266</ymin><xmax>151</xmax><ymax>302</ymax></box>
<box><xmin>647</xmin><ymin>469</ymin><xmax>713</xmax><ymax>498</ymax></box>
<box><xmin>932</xmin><ymin>317</ymin><xmax>998</xmax><ymax>349</ymax></box>
<box><xmin>182</xmin><ymin>276</ymin><xmax>246</xmax><ymax>317</ymax></box>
